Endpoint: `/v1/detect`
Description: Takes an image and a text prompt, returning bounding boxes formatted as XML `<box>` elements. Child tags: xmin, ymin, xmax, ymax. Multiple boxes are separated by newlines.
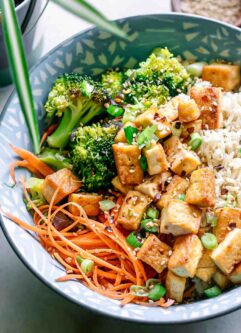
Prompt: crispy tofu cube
<box><xmin>168</xmin><ymin>234</ymin><xmax>203</xmax><ymax>277</ymax></box>
<box><xmin>164</xmin><ymin>136</ymin><xmax>201</xmax><ymax>176</ymax></box>
<box><xmin>112</xmin><ymin>144</ymin><xmax>143</xmax><ymax>185</ymax></box>
<box><xmin>137</xmin><ymin>235</ymin><xmax>171</xmax><ymax>273</ymax></box>
<box><xmin>136</xmin><ymin>172</ymin><xmax>172</xmax><ymax>199</ymax></box>
<box><xmin>211</xmin><ymin>229</ymin><xmax>241</xmax><ymax>274</ymax></box>
<box><xmin>181</xmin><ymin>119</ymin><xmax>202</xmax><ymax>141</ymax></box>
<box><xmin>117</xmin><ymin>191</ymin><xmax>151</xmax><ymax>230</ymax></box>
<box><xmin>186</xmin><ymin>168</ymin><xmax>216</xmax><ymax>207</ymax></box>
<box><xmin>229</xmin><ymin>262</ymin><xmax>241</xmax><ymax>284</ymax></box>
<box><xmin>202</xmin><ymin>64</ymin><xmax>241</xmax><ymax>91</ymax></box>
<box><xmin>143</xmin><ymin>143</ymin><xmax>168</xmax><ymax>176</ymax></box>
<box><xmin>160</xmin><ymin>199</ymin><xmax>202</xmax><ymax>236</ymax></box>
<box><xmin>42</xmin><ymin>168</ymin><xmax>81</xmax><ymax>204</ymax></box>
<box><xmin>213</xmin><ymin>270</ymin><xmax>230</xmax><ymax>290</ymax></box>
<box><xmin>166</xmin><ymin>270</ymin><xmax>186</xmax><ymax>303</ymax></box>
<box><xmin>213</xmin><ymin>207</ymin><xmax>241</xmax><ymax>243</ymax></box>
<box><xmin>195</xmin><ymin>250</ymin><xmax>216</xmax><ymax>282</ymax></box>
<box><xmin>68</xmin><ymin>193</ymin><xmax>102</xmax><ymax>216</ymax></box>
<box><xmin>134</xmin><ymin>106</ymin><xmax>172</xmax><ymax>139</ymax></box>
<box><xmin>111</xmin><ymin>176</ymin><xmax>133</xmax><ymax>194</ymax></box>
<box><xmin>159</xmin><ymin>95</ymin><xmax>184</xmax><ymax>122</ymax></box>
<box><xmin>190</xmin><ymin>86</ymin><xmax>223</xmax><ymax>129</ymax></box>
<box><xmin>178</xmin><ymin>99</ymin><xmax>201</xmax><ymax>123</ymax></box>
<box><xmin>157</xmin><ymin>175</ymin><xmax>189</xmax><ymax>209</ymax></box>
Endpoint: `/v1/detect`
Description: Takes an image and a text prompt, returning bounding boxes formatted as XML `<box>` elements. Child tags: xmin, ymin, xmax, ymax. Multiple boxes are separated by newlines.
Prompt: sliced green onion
<box><xmin>201</xmin><ymin>233</ymin><xmax>217</xmax><ymax>250</ymax></box>
<box><xmin>188</xmin><ymin>132</ymin><xmax>203</xmax><ymax>150</ymax></box>
<box><xmin>124</xmin><ymin>125</ymin><xmax>138</xmax><ymax>144</ymax></box>
<box><xmin>177</xmin><ymin>194</ymin><xmax>186</xmax><ymax>201</ymax></box>
<box><xmin>206</xmin><ymin>213</ymin><xmax>218</xmax><ymax>227</ymax></box>
<box><xmin>140</xmin><ymin>155</ymin><xmax>148</xmax><ymax>172</ymax></box>
<box><xmin>26</xmin><ymin>177</ymin><xmax>43</xmax><ymax>192</ymax></box>
<box><xmin>204</xmin><ymin>285</ymin><xmax>222</xmax><ymax>298</ymax></box>
<box><xmin>99</xmin><ymin>200</ymin><xmax>116</xmax><ymax>212</ymax></box>
<box><xmin>76</xmin><ymin>256</ymin><xmax>94</xmax><ymax>274</ymax></box>
<box><xmin>107</xmin><ymin>104</ymin><xmax>124</xmax><ymax>117</ymax></box>
<box><xmin>145</xmin><ymin>279</ymin><xmax>160</xmax><ymax>288</ymax></box>
<box><xmin>148</xmin><ymin>283</ymin><xmax>166</xmax><ymax>301</ymax></box>
<box><xmin>238</xmin><ymin>148</ymin><xmax>241</xmax><ymax>155</ymax></box>
<box><xmin>130</xmin><ymin>285</ymin><xmax>149</xmax><ymax>297</ymax></box>
<box><xmin>137</xmin><ymin>125</ymin><xmax>157</xmax><ymax>149</ymax></box>
<box><xmin>81</xmin><ymin>80</ymin><xmax>94</xmax><ymax>97</ymax></box>
<box><xmin>141</xmin><ymin>219</ymin><xmax>159</xmax><ymax>233</ymax></box>
<box><xmin>186</xmin><ymin>62</ymin><xmax>206</xmax><ymax>77</ymax></box>
<box><xmin>126</xmin><ymin>232</ymin><xmax>142</xmax><ymax>248</ymax></box>
<box><xmin>146</xmin><ymin>207</ymin><xmax>159</xmax><ymax>219</ymax></box>
<box><xmin>225</xmin><ymin>193</ymin><xmax>237</xmax><ymax>208</ymax></box>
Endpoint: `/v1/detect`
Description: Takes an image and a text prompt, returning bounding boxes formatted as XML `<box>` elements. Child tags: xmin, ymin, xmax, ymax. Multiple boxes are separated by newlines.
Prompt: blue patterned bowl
<box><xmin>1</xmin><ymin>14</ymin><xmax>241</xmax><ymax>324</ymax></box>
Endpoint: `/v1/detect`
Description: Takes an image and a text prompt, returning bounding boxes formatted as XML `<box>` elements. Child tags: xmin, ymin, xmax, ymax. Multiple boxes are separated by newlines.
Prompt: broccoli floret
<box><xmin>122</xmin><ymin>47</ymin><xmax>190</xmax><ymax>107</ymax></box>
<box><xmin>71</xmin><ymin>123</ymin><xmax>118</xmax><ymax>192</ymax></box>
<box><xmin>101</xmin><ymin>69</ymin><xmax>124</xmax><ymax>99</ymax></box>
<box><xmin>38</xmin><ymin>148</ymin><xmax>72</xmax><ymax>171</ymax></box>
<box><xmin>45</xmin><ymin>73</ymin><xmax>107</xmax><ymax>149</ymax></box>
<box><xmin>25</xmin><ymin>177</ymin><xmax>46</xmax><ymax>209</ymax></box>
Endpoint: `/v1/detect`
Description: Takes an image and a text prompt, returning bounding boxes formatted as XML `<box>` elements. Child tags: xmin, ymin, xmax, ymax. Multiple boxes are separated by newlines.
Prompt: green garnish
<box><xmin>140</xmin><ymin>155</ymin><xmax>148</xmax><ymax>172</ymax></box>
<box><xmin>99</xmin><ymin>200</ymin><xmax>116</xmax><ymax>212</ymax></box>
<box><xmin>146</xmin><ymin>207</ymin><xmax>159</xmax><ymax>219</ymax></box>
<box><xmin>204</xmin><ymin>285</ymin><xmax>222</xmax><ymax>298</ymax></box>
<box><xmin>141</xmin><ymin>219</ymin><xmax>159</xmax><ymax>233</ymax></box>
<box><xmin>81</xmin><ymin>80</ymin><xmax>94</xmax><ymax>97</ymax></box>
<box><xmin>201</xmin><ymin>233</ymin><xmax>217</xmax><ymax>250</ymax></box>
<box><xmin>137</xmin><ymin>125</ymin><xmax>157</xmax><ymax>149</ymax></box>
<box><xmin>130</xmin><ymin>285</ymin><xmax>149</xmax><ymax>297</ymax></box>
<box><xmin>188</xmin><ymin>133</ymin><xmax>203</xmax><ymax>150</ymax></box>
<box><xmin>126</xmin><ymin>232</ymin><xmax>143</xmax><ymax>248</ymax></box>
<box><xmin>124</xmin><ymin>125</ymin><xmax>138</xmax><ymax>144</ymax></box>
<box><xmin>148</xmin><ymin>283</ymin><xmax>166</xmax><ymax>301</ymax></box>
<box><xmin>76</xmin><ymin>256</ymin><xmax>94</xmax><ymax>274</ymax></box>
<box><xmin>107</xmin><ymin>104</ymin><xmax>124</xmax><ymax>117</ymax></box>
<box><xmin>206</xmin><ymin>213</ymin><xmax>218</xmax><ymax>227</ymax></box>
<box><xmin>177</xmin><ymin>194</ymin><xmax>186</xmax><ymax>201</ymax></box>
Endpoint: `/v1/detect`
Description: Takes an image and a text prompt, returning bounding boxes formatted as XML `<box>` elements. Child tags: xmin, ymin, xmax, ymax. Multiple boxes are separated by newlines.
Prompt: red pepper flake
<box><xmin>221</xmin><ymin>188</ymin><xmax>228</xmax><ymax>195</ymax></box>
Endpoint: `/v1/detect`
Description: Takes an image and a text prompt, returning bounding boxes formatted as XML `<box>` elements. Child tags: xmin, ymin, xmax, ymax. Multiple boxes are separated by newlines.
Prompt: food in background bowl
<box><xmin>5</xmin><ymin>46</ymin><xmax>241</xmax><ymax>307</ymax></box>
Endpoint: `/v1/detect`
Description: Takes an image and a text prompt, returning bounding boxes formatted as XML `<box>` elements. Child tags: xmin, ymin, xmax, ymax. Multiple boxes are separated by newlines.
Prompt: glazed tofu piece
<box><xmin>164</xmin><ymin>136</ymin><xmax>201</xmax><ymax>176</ymax></box>
<box><xmin>143</xmin><ymin>143</ymin><xmax>168</xmax><ymax>176</ymax></box>
<box><xmin>165</xmin><ymin>270</ymin><xmax>186</xmax><ymax>303</ymax></box>
<box><xmin>42</xmin><ymin>168</ymin><xmax>81</xmax><ymax>204</ymax></box>
<box><xmin>229</xmin><ymin>262</ymin><xmax>241</xmax><ymax>284</ymax></box>
<box><xmin>112</xmin><ymin>144</ymin><xmax>143</xmax><ymax>185</ymax></box>
<box><xmin>189</xmin><ymin>86</ymin><xmax>223</xmax><ymax>129</ymax></box>
<box><xmin>136</xmin><ymin>172</ymin><xmax>171</xmax><ymax>199</ymax></box>
<box><xmin>213</xmin><ymin>270</ymin><xmax>230</xmax><ymax>290</ymax></box>
<box><xmin>186</xmin><ymin>168</ymin><xmax>216</xmax><ymax>208</ymax></box>
<box><xmin>178</xmin><ymin>99</ymin><xmax>201</xmax><ymax>123</ymax></box>
<box><xmin>181</xmin><ymin>119</ymin><xmax>202</xmax><ymax>141</ymax></box>
<box><xmin>158</xmin><ymin>96</ymin><xmax>180</xmax><ymax>122</ymax></box>
<box><xmin>137</xmin><ymin>235</ymin><xmax>172</xmax><ymax>273</ymax></box>
<box><xmin>111</xmin><ymin>176</ymin><xmax>133</xmax><ymax>194</ymax></box>
<box><xmin>202</xmin><ymin>64</ymin><xmax>241</xmax><ymax>91</ymax></box>
<box><xmin>68</xmin><ymin>193</ymin><xmax>102</xmax><ymax>216</ymax></box>
<box><xmin>157</xmin><ymin>175</ymin><xmax>189</xmax><ymax>209</ymax></box>
<box><xmin>134</xmin><ymin>106</ymin><xmax>172</xmax><ymax>139</ymax></box>
<box><xmin>213</xmin><ymin>207</ymin><xmax>241</xmax><ymax>243</ymax></box>
<box><xmin>168</xmin><ymin>234</ymin><xmax>203</xmax><ymax>278</ymax></box>
<box><xmin>195</xmin><ymin>249</ymin><xmax>216</xmax><ymax>282</ymax></box>
<box><xmin>117</xmin><ymin>191</ymin><xmax>151</xmax><ymax>230</ymax></box>
<box><xmin>160</xmin><ymin>199</ymin><xmax>202</xmax><ymax>236</ymax></box>
<box><xmin>211</xmin><ymin>229</ymin><xmax>241</xmax><ymax>274</ymax></box>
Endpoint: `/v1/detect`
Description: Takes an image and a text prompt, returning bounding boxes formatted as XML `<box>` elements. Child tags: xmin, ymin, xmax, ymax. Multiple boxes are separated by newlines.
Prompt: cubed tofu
<box><xmin>111</xmin><ymin>176</ymin><xmax>133</xmax><ymax>194</ymax></box>
<box><xmin>168</xmin><ymin>234</ymin><xmax>203</xmax><ymax>278</ymax></box>
<box><xmin>213</xmin><ymin>207</ymin><xmax>241</xmax><ymax>243</ymax></box>
<box><xmin>190</xmin><ymin>86</ymin><xmax>223</xmax><ymax>129</ymax></box>
<box><xmin>143</xmin><ymin>143</ymin><xmax>168</xmax><ymax>176</ymax></box>
<box><xmin>117</xmin><ymin>191</ymin><xmax>151</xmax><ymax>230</ymax></box>
<box><xmin>178</xmin><ymin>99</ymin><xmax>201</xmax><ymax>123</ymax></box>
<box><xmin>186</xmin><ymin>168</ymin><xmax>216</xmax><ymax>207</ymax></box>
<box><xmin>211</xmin><ymin>229</ymin><xmax>241</xmax><ymax>274</ymax></box>
<box><xmin>112</xmin><ymin>144</ymin><xmax>143</xmax><ymax>185</ymax></box>
<box><xmin>229</xmin><ymin>262</ymin><xmax>241</xmax><ymax>284</ymax></box>
<box><xmin>114</xmin><ymin>122</ymin><xmax>136</xmax><ymax>144</ymax></box>
<box><xmin>181</xmin><ymin>119</ymin><xmax>202</xmax><ymax>141</ymax></box>
<box><xmin>164</xmin><ymin>136</ymin><xmax>201</xmax><ymax>176</ymax></box>
<box><xmin>195</xmin><ymin>249</ymin><xmax>216</xmax><ymax>282</ymax></box>
<box><xmin>68</xmin><ymin>193</ymin><xmax>102</xmax><ymax>216</ymax></box>
<box><xmin>165</xmin><ymin>270</ymin><xmax>186</xmax><ymax>303</ymax></box>
<box><xmin>135</xmin><ymin>178</ymin><xmax>160</xmax><ymax>200</ymax></box>
<box><xmin>213</xmin><ymin>270</ymin><xmax>230</xmax><ymax>290</ymax></box>
<box><xmin>42</xmin><ymin>168</ymin><xmax>81</xmax><ymax>204</ymax></box>
<box><xmin>137</xmin><ymin>235</ymin><xmax>172</xmax><ymax>273</ymax></box>
<box><xmin>134</xmin><ymin>106</ymin><xmax>172</xmax><ymax>139</ymax></box>
<box><xmin>160</xmin><ymin>199</ymin><xmax>202</xmax><ymax>236</ymax></box>
<box><xmin>159</xmin><ymin>95</ymin><xmax>184</xmax><ymax>122</ymax></box>
<box><xmin>202</xmin><ymin>64</ymin><xmax>241</xmax><ymax>91</ymax></box>
<box><xmin>157</xmin><ymin>175</ymin><xmax>189</xmax><ymax>209</ymax></box>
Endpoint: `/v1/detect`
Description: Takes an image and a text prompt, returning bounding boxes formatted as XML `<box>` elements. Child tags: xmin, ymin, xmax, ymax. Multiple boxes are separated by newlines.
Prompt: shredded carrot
<box><xmin>10</xmin><ymin>160</ymin><xmax>42</xmax><ymax>183</ymax></box>
<box><xmin>40</xmin><ymin>124</ymin><xmax>58</xmax><ymax>146</ymax></box>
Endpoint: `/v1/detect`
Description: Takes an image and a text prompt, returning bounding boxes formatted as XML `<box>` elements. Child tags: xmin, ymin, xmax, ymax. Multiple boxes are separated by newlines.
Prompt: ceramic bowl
<box><xmin>1</xmin><ymin>14</ymin><xmax>241</xmax><ymax>324</ymax></box>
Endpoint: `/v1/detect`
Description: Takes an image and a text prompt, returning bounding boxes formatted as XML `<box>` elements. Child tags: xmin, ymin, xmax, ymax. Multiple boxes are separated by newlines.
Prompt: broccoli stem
<box><xmin>39</xmin><ymin>148</ymin><xmax>72</xmax><ymax>170</ymax></box>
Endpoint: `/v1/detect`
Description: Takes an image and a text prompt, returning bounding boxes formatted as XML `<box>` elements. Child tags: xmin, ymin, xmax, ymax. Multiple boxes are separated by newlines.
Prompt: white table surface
<box><xmin>1</xmin><ymin>1</ymin><xmax>241</xmax><ymax>332</ymax></box>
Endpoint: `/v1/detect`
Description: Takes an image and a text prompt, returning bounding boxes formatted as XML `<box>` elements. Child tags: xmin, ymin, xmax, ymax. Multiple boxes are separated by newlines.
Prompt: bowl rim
<box><xmin>1</xmin><ymin>12</ymin><xmax>241</xmax><ymax>324</ymax></box>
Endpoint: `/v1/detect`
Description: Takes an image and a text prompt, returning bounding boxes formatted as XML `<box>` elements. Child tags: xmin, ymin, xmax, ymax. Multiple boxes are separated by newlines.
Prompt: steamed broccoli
<box><xmin>71</xmin><ymin>123</ymin><xmax>118</xmax><ymax>192</ymax></box>
<box><xmin>25</xmin><ymin>177</ymin><xmax>46</xmax><ymax>209</ymax></box>
<box><xmin>45</xmin><ymin>73</ymin><xmax>108</xmax><ymax>149</ymax></box>
<box><xmin>101</xmin><ymin>69</ymin><xmax>124</xmax><ymax>99</ymax></box>
<box><xmin>38</xmin><ymin>148</ymin><xmax>72</xmax><ymax>171</ymax></box>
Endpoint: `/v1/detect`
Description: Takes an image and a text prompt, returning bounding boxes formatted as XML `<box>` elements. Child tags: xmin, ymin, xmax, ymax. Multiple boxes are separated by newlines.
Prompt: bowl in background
<box><xmin>0</xmin><ymin>13</ymin><xmax>241</xmax><ymax>324</ymax></box>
